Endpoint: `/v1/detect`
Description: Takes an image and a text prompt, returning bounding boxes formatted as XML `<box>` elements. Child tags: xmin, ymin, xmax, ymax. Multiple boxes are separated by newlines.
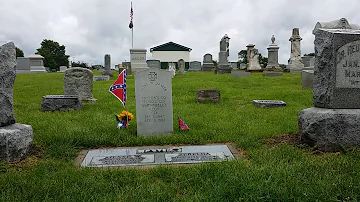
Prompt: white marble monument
<box><xmin>130</xmin><ymin>49</ymin><xmax>148</xmax><ymax>72</ymax></box>
<box><xmin>246</xmin><ymin>44</ymin><xmax>261</xmax><ymax>71</ymax></box>
<box><xmin>288</xmin><ymin>28</ymin><xmax>304</xmax><ymax>74</ymax></box>
<box><xmin>28</xmin><ymin>54</ymin><xmax>47</xmax><ymax>73</ymax></box>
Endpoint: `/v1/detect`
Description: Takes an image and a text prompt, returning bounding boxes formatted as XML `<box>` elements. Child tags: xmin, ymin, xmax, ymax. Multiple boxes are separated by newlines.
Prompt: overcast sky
<box><xmin>1</xmin><ymin>0</ymin><xmax>360</xmax><ymax>66</ymax></box>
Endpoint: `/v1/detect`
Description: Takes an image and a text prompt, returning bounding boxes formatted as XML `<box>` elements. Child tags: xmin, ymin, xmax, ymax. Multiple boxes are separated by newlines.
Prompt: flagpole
<box><xmin>131</xmin><ymin>2</ymin><xmax>134</xmax><ymax>48</ymax></box>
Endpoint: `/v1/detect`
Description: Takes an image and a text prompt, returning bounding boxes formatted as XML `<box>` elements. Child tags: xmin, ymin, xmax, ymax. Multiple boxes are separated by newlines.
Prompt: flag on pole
<box><xmin>178</xmin><ymin>117</ymin><xmax>190</xmax><ymax>131</ymax></box>
<box><xmin>129</xmin><ymin>3</ymin><xmax>133</xmax><ymax>29</ymax></box>
<box><xmin>109</xmin><ymin>69</ymin><xmax>127</xmax><ymax>107</ymax></box>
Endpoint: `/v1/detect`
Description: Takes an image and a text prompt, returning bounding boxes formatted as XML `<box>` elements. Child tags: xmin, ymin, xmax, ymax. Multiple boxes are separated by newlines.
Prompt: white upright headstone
<box><xmin>246</xmin><ymin>44</ymin><xmax>261</xmax><ymax>71</ymax></box>
<box><xmin>135</xmin><ymin>68</ymin><xmax>173</xmax><ymax>136</ymax></box>
<box><xmin>130</xmin><ymin>49</ymin><xmax>148</xmax><ymax>72</ymax></box>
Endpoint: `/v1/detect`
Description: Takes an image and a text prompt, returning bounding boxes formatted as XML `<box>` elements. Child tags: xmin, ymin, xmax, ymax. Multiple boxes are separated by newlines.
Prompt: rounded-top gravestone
<box><xmin>178</xmin><ymin>59</ymin><xmax>185</xmax><ymax>74</ymax></box>
<box><xmin>64</xmin><ymin>67</ymin><xmax>97</xmax><ymax>103</ymax></box>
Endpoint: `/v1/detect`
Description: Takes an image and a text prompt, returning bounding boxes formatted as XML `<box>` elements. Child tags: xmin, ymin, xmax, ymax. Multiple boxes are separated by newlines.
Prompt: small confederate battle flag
<box><xmin>109</xmin><ymin>69</ymin><xmax>127</xmax><ymax>107</ymax></box>
<box><xmin>178</xmin><ymin>117</ymin><xmax>189</xmax><ymax>131</ymax></box>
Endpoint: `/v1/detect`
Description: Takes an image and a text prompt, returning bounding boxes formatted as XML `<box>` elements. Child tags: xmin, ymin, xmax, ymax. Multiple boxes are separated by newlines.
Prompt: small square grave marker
<box><xmin>231</xmin><ymin>72</ymin><xmax>251</xmax><ymax>77</ymax></box>
<box><xmin>93</xmin><ymin>75</ymin><xmax>110</xmax><ymax>81</ymax></box>
<box><xmin>78</xmin><ymin>144</ymin><xmax>237</xmax><ymax>167</ymax></box>
<box><xmin>253</xmin><ymin>100</ymin><xmax>286</xmax><ymax>108</ymax></box>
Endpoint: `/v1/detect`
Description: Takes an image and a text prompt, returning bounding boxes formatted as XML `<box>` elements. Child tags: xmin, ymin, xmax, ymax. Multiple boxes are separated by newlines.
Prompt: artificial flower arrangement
<box><xmin>115</xmin><ymin>110</ymin><xmax>134</xmax><ymax>128</ymax></box>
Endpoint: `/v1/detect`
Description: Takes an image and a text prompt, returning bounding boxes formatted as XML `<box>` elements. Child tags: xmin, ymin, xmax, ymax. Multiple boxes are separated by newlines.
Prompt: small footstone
<box><xmin>0</xmin><ymin>123</ymin><xmax>33</xmax><ymax>162</ymax></box>
<box><xmin>196</xmin><ymin>90</ymin><xmax>220</xmax><ymax>103</ymax></box>
<box><xmin>253</xmin><ymin>100</ymin><xmax>286</xmax><ymax>108</ymax></box>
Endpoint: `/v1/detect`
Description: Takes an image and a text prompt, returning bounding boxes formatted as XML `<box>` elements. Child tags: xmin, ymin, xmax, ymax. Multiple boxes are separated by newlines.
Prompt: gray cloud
<box><xmin>1</xmin><ymin>0</ymin><xmax>360</xmax><ymax>66</ymax></box>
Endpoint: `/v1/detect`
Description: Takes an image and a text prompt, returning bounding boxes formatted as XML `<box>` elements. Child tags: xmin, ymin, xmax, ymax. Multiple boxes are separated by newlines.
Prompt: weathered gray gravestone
<box><xmin>103</xmin><ymin>54</ymin><xmax>113</xmax><ymax>77</ymax></box>
<box><xmin>178</xmin><ymin>59</ymin><xmax>185</xmax><ymax>74</ymax></box>
<box><xmin>302</xmin><ymin>70</ymin><xmax>314</xmax><ymax>89</ymax></box>
<box><xmin>264</xmin><ymin>35</ymin><xmax>282</xmax><ymax>71</ymax></box>
<box><xmin>59</xmin><ymin>66</ymin><xmax>67</xmax><ymax>72</ymax></box>
<box><xmin>188</xmin><ymin>61</ymin><xmax>201</xmax><ymax>72</ymax></box>
<box><xmin>0</xmin><ymin>42</ymin><xmax>33</xmax><ymax>162</ymax></box>
<box><xmin>218</xmin><ymin>34</ymin><xmax>231</xmax><ymax>74</ymax></box>
<box><xmin>201</xmin><ymin>54</ymin><xmax>215</xmax><ymax>71</ymax></box>
<box><xmin>0</xmin><ymin>42</ymin><xmax>16</xmax><ymax>127</ymax></box>
<box><xmin>135</xmin><ymin>68</ymin><xmax>173</xmax><ymax>136</ymax></box>
<box><xmin>64</xmin><ymin>67</ymin><xmax>97</xmax><ymax>103</ymax></box>
<box><xmin>146</xmin><ymin>60</ymin><xmax>161</xmax><ymax>69</ymax></box>
<box><xmin>298</xmin><ymin>18</ymin><xmax>360</xmax><ymax>151</ymax></box>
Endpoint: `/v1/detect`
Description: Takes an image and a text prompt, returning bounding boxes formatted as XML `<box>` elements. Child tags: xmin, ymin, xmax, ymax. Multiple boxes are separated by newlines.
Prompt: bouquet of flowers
<box><xmin>115</xmin><ymin>110</ymin><xmax>134</xmax><ymax>128</ymax></box>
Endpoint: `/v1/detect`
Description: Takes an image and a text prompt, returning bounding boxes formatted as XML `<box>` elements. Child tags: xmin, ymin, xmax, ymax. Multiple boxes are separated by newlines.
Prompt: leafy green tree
<box><xmin>238</xmin><ymin>50</ymin><xmax>248</xmax><ymax>64</ymax></box>
<box><xmin>36</xmin><ymin>39</ymin><xmax>69</xmax><ymax>71</ymax></box>
<box><xmin>72</xmin><ymin>61</ymin><xmax>89</xmax><ymax>69</ymax></box>
<box><xmin>259</xmin><ymin>54</ymin><xmax>268</xmax><ymax>67</ymax></box>
<box><xmin>212</xmin><ymin>60</ymin><xmax>218</xmax><ymax>67</ymax></box>
<box><xmin>16</xmin><ymin>47</ymin><xmax>24</xmax><ymax>57</ymax></box>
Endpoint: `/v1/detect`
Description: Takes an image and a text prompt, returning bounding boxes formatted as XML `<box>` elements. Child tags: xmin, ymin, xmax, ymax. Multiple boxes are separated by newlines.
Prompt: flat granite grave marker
<box><xmin>253</xmin><ymin>100</ymin><xmax>286</xmax><ymax>108</ymax></box>
<box><xmin>93</xmin><ymin>75</ymin><xmax>110</xmax><ymax>81</ymax></box>
<box><xmin>78</xmin><ymin>144</ymin><xmax>237</xmax><ymax>167</ymax></box>
<box><xmin>231</xmin><ymin>72</ymin><xmax>251</xmax><ymax>77</ymax></box>
<box><xmin>135</xmin><ymin>68</ymin><xmax>173</xmax><ymax>136</ymax></box>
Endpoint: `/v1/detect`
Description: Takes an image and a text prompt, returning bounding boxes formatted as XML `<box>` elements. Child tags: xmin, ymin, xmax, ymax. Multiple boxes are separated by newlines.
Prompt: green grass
<box><xmin>1</xmin><ymin>71</ymin><xmax>359</xmax><ymax>201</ymax></box>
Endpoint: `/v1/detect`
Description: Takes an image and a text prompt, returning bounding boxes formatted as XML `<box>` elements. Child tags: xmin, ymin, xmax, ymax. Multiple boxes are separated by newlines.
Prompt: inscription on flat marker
<box><xmin>336</xmin><ymin>40</ymin><xmax>360</xmax><ymax>88</ymax></box>
<box><xmin>80</xmin><ymin>145</ymin><xmax>235</xmax><ymax>167</ymax></box>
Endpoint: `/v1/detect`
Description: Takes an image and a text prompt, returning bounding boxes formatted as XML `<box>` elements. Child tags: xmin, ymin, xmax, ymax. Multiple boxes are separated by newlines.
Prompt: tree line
<box><xmin>16</xmin><ymin>39</ymin><xmax>97</xmax><ymax>71</ymax></box>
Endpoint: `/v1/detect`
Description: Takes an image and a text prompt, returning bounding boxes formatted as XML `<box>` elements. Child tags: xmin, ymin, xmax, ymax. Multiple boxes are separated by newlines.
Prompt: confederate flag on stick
<box><xmin>109</xmin><ymin>69</ymin><xmax>127</xmax><ymax>107</ymax></box>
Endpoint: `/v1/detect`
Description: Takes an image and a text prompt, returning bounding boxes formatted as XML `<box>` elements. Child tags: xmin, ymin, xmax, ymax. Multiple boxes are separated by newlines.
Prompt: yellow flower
<box><xmin>116</xmin><ymin>111</ymin><xmax>134</xmax><ymax>121</ymax></box>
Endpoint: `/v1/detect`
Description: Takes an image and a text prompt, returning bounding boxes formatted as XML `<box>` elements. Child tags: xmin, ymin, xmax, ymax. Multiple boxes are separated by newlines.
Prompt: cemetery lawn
<box><xmin>1</xmin><ymin>71</ymin><xmax>360</xmax><ymax>202</ymax></box>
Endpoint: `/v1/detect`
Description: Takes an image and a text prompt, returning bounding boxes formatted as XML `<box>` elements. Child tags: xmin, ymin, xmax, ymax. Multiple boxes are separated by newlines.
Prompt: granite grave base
<box><xmin>299</xmin><ymin>108</ymin><xmax>360</xmax><ymax>152</ymax></box>
<box><xmin>41</xmin><ymin>95</ymin><xmax>82</xmax><ymax>112</ymax></box>
<box><xmin>0</xmin><ymin>123</ymin><xmax>33</xmax><ymax>162</ymax></box>
<box><xmin>77</xmin><ymin>144</ymin><xmax>239</xmax><ymax>168</ymax></box>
